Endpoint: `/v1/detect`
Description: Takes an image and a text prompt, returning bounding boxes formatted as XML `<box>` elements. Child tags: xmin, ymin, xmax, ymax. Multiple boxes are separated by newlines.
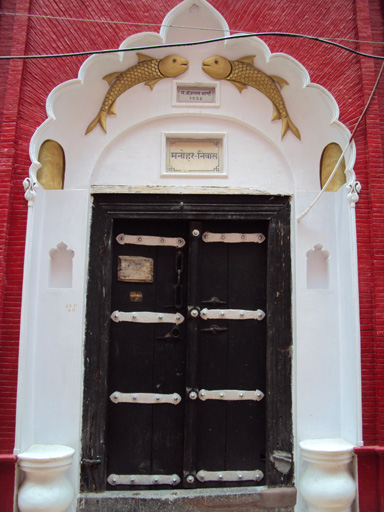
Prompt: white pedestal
<box><xmin>299</xmin><ymin>439</ymin><xmax>356</xmax><ymax>512</ymax></box>
<box><xmin>17</xmin><ymin>445</ymin><xmax>75</xmax><ymax>512</ymax></box>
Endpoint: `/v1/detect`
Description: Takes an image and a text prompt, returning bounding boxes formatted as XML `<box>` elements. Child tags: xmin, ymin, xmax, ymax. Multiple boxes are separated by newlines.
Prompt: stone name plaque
<box><xmin>118</xmin><ymin>256</ymin><xmax>154</xmax><ymax>283</ymax></box>
<box><xmin>176</xmin><ymin>85</ymin><xmax>216</xmax><ymax>104</ymax></box>
<box><xmin>166</xmin><ymin>138</ymin><xmax>222</xmax><ymax>174</ymax></box>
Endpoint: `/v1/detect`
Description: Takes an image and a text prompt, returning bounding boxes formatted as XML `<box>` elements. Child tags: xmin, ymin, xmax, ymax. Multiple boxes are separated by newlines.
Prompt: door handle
<box><xmin>200</xmin><ymin>325</ymin><xmax>228</xmax><ymax>335</ymax></box>
<box><xmin>201</xmin><ymin>296</ymin><xmax>226</xmax><ymax>306</ymax></box>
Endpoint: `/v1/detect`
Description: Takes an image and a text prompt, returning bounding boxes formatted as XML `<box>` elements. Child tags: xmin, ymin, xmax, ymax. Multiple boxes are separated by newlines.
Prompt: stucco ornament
<box><xmin>85</xmin><ymin>53</ymin><xmax>189</xmax><ymax>134</ymax></box>
<box><xmin>23</xmin><ymin>177</ymin><xmax>37</xmax><ymax>202</ymax></box>
<box><xmin>202</xmin><ymin>55</ymin><xmax>301</xmax><ymax>140</ymax></box>
<box><xmin>347</xmin><ymin>179</ymin><xmax>361</xmax><ymax>203</ymax></box>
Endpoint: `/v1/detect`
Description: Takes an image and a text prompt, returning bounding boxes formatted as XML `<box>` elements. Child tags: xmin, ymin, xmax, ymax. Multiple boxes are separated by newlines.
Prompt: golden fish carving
<box><xmin>86</xmin><ymin>53</ymin><xmax>189</xmax><ymax>134</ymax></box>
<box><xmin>202</xmin><ymin>55</ymin><xmax>301</xmax><ymax>140</ymax></box>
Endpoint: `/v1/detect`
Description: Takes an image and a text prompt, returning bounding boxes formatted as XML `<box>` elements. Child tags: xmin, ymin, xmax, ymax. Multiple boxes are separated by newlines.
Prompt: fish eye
<box><xmin>214</xmin><ymin>60</ymin><xmax>219</xmax><ymax>64</ymax></box>
<box><xmin>173</xmin><ymin>58</ymin><xmax>177</xmax><ymax>63</ymax></box>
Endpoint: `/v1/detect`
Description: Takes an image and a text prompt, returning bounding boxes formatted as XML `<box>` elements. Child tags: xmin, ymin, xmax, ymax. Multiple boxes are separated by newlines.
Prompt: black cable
<box><xmin>0</xmin><ymin>32</ymin><xmax>383</xmax><ymax>60</ymax></box>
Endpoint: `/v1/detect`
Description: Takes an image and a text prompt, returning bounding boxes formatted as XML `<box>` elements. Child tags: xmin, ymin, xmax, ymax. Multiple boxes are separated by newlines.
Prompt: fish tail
<box><xmin>85</xmin><ymin>112</ymin><xmax>101</xmax><ymax>135</ymax></box>
<box><xmin>85</xmin><ymin>110</ymin><xmax>107</xmax><ymax>135</ymax></box>
<box><xmin>281</xmin><ymin>116</ymin><xmax>301</xmax><ymax>141</ymax></box>
<box><xmin>99</xmin><ymin>111</ymin><xmax>107</xmax><ymax>132</ymax></box>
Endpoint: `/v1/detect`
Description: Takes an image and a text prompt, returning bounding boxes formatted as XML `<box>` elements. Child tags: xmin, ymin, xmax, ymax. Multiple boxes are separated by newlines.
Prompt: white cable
<box><xmin>297</xmin><ymin>60</ymin><xmax>384</xmax><ymax>222</ymax></box>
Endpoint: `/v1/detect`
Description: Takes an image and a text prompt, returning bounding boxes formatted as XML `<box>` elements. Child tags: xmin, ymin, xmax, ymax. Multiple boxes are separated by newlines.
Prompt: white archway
<box><xmin>17</xmin><ymin>1</ymin><xmax>361</xmax><ymax>511</ymax></box>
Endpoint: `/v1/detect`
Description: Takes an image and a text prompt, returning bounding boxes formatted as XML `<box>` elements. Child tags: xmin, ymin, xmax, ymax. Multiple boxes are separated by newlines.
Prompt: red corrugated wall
<box><xmin>0</xmin><ymin>0</ymin><xmax>383</xmax><ymax>509</ymax></box>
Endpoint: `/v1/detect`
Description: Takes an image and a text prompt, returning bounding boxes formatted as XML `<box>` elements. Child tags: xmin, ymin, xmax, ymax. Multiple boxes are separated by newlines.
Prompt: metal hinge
<box><xmin>198</xmin><ymin>389</ymin><xmax>264</xmax><ymax>401</ymax></box>
<box><xmin>116</xmin><ymin>234</ymin><xmax>185</xmax><ymax>248</ymax></box>
<box><xmin>202</xmin><ymin>232</ymin><xmax>265</xmax><ymax>244</ymax></box>
<box><xmin>200</xmin><ymin>308</ymin><xmax>265</xmax><ymax>321</ymax></box>
<box><xmin>110</xmin><ymin>392</ymin><xmax>181</xmax><ymax>405</ymax></box>
<box><xmin>111</xmin><ymin>311</ymin><xmax>185</xmax><ymax>324</ymax></box>
<box><xmin>196</xmin><ymin>469</ymin><xmax>264</xmax><ymax>482</ymax></box>
<box><xmin>108</xmin><ymin>473</ymin><xmax>181</xmax><ymax>486</ymax></box>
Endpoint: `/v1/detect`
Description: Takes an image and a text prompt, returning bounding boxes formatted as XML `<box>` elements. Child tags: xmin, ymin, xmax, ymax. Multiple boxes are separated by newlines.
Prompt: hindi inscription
<box><xmin>166</xmin><ymin>138</ymin><xmax>222</xmax><ymax>174</ymax></box>
<box><xmin>176</xmin><ymin>85</ymin><xmax>216</xmax><ymax>104</ymax></box>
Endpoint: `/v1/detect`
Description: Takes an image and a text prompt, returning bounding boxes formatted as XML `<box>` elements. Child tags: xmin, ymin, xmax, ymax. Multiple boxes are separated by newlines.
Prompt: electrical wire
<box><xmin>1</xmin><ymin>11</ymin><xmax>384</xmax><ymax>46</ymax></box>
<box><xmin>1</xmin><ymin>11</ymin><xmax>226</xmax><ymax>31</ymax></box>
<box><xmin>297</xmin><ymin>60</ymin><xmax>384</xmax><ymax>222</ymax></box>
<box><xmin>0</xmin><ymin>11</ymin><xmax>381</xmax><ymax>41</ymax></box>
<box><xmin>0</xmin><ymin>31</ymin><xmax>384</xmax><ymax>60</ymax></box>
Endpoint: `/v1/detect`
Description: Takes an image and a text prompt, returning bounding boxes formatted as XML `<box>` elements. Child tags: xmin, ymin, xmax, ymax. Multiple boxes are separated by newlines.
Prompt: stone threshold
<box><xmin>78</xmin><ymin>486</ymin><xmax>296</xmax><ymax>512</ymax></box>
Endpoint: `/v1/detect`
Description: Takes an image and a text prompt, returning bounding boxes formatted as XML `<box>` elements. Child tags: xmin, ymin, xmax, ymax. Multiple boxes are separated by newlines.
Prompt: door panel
<box><xmin>107</xmin><ymin>220</ymin><xmax>188</xmax><ymax>487</ymax></box>
<box><xmin>195</xmin><ymin>220</ymin><xmax>267</xmax><ymax>486</ymax></box>
<box><xmin>81</xmin><ymin>195</ymin><xmax>293</xmax><ymax>495</ymax></box>
<box><xmin>106</xmin><ymin>217</ymin><xmax>268</xmax><ymax>489</ymax></box>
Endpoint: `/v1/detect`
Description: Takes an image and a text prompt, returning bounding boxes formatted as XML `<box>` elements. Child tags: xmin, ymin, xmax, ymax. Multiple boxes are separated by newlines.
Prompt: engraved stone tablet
<box><xmin>176</xmin><ymin>85</ymin><xmax>216</xmax><ymax>104</ymax></box>
<box><xmin>118</xmin><ymin>256</ymin><xmax>154</xmax><ymax>283</ymax></box>
<box><xmin>166</xmin><ymin>138</ymin><xmax>222</xmax><ymax>174</ymax></box>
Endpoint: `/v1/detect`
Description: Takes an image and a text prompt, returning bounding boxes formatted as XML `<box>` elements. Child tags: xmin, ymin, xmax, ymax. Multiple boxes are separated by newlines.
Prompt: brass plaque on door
<box><xmin>118</xmin><ymin>256</ymin><xmax>154</xmax><ymax>283</ymax></box>
<box><xmin>130</xmin><ymin>291</ymin><xmax>143</xmax><ymax>302</ymax></box>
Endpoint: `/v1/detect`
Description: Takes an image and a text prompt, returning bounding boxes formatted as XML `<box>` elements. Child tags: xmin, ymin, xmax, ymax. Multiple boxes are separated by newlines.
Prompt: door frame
<box><xmin>80</xmin><ymin>193</ymin><xmax>293</xmax><ymax>493</ymax></box>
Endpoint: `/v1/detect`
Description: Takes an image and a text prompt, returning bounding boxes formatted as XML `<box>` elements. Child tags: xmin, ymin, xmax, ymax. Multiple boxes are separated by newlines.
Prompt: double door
<box><xmin>106</xmin><ymin>218</ymin><xmax>268</xmax><ymax>489</ymax></box>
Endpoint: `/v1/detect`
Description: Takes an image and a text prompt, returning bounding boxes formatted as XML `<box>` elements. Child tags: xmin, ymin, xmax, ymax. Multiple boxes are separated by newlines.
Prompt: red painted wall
<box><xmin>1</xmin><ymin>0</ymin><xmax>383</xmax><ymax>509</ymax></box>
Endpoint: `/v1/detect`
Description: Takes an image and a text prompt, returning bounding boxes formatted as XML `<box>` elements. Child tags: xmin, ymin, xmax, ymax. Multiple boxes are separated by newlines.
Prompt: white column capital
<box><xmin>299</xmin><ymin>439</ymin><xmax>356</xmax><ymax>512</ymax></box>
<box><xmin>18</xmin><ymin>445</ymin><xmax>75</xmax><ymax>512</ymax></box>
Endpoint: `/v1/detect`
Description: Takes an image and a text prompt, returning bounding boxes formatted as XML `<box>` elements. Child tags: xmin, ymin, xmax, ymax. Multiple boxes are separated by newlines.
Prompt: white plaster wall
<box><xmin>91</xmin><ymin>116</ymin><xmax>293</xmax><ymax>193</ymax></box>
<box><xmin>336</xmin><ymin>191</ymin><xmax>362</xmax><ymax>446</ymax></box>
<box><xmin>293</xmin><ymin>188</ymin><xmax>361</xmax><ymax>512</ymax></box>
<box><xmin>16</xmin><ymin>190</ymin><xmax>90</xmax><ymax>510</ymax></box>
<box><xmin>293</xmin><ymin>188</ymin><xmax>362</xmax><ymax>445</ymax></box>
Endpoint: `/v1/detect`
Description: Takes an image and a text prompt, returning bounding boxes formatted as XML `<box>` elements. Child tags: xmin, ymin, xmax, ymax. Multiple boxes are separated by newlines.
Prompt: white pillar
<box><xmin>17</xmin><ymin>445</ymin><xmax>75</xmax><ymax>512</ymax></box>
<box><xmin>299</xmin><ymin>439</ymin><xmax>356</xmax><ymax>512</ymax></box>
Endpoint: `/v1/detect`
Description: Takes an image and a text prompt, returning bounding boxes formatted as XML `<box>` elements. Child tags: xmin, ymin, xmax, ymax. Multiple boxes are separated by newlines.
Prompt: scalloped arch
<box><xmin>28</xmin><ymin>0</ymin><xmax>356</xmax><ymax>195</ymax></box>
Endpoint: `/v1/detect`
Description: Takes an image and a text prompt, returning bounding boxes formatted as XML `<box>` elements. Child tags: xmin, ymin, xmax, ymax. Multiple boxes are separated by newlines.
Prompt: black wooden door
<box><xmin>106</xmin><ymin>217</ymin><xmax>267</xmax><ymax>489</ymax></box>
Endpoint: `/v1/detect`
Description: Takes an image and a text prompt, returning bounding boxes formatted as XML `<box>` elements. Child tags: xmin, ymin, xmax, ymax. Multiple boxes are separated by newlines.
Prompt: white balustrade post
<box><xmin>299</xmin><ymin>439</ymin><xmax>356</xmax><ymax>512</ymax></box>
<box><xmin>17</xmin><ymin>445</ymin><xmax>75</xmax><ymax>512</ymax></box>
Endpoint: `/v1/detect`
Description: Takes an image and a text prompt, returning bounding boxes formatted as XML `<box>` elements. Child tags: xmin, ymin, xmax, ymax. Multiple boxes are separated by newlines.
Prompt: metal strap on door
<box><xmin>202</xmin><ymin>232</ymin><xmax>265</xmax><ymax>244</ymax></box>
<box><xmin>200</xmin><ymin>308</ymin><xmax>265</xmax><ymax>321</ymax></box>
<box><xmin>197</xmin><ymin>389</ymin><xmax>264</xmax><ymax>401</ymax></box>
<box><xmin>196</xmin><ymin>469</ymin><xmax>264</xmax><ymax>483</ymax></box>
<box><xmin>110</xmin><ymin>392</ymin><xmax>181</xmax><ymax>405</ymax></box>
<box><xmin>108</xmin><ymin>473</ymin><xmax>181</xmax><ymax>486</ymax></box>
<box><xmin>116</xmin><ymin>233</ymin><xmax>186</xmax><ymax>248</ymax></box>
<box><xmin>107</xmin><ymin>469</ymin><xmax>264</xmax><ymax>486</ymax></box>
<box><xmin>111</xmin><ymin>311</ymin><xmax>185</xmax><ymax>324</ymax></box>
